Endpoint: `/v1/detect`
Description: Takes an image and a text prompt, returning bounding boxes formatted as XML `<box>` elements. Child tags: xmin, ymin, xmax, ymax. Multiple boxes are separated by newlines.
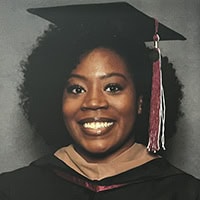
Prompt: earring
<box><xmin>137</xmin><ymin>97</ymin><xmax>143</xmax><ymax>114</ymax></box>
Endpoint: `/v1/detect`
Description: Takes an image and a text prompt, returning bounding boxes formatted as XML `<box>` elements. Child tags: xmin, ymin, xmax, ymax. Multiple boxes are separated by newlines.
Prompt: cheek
<box><xmin>62</xmin><ymin>96</ymin><xmax>79</xmax><ymax>124</ymax></box>
<box><xmin>114</xmin><ymin>94</ymin><xmax>137</xmax><ymax>118</ymax></box>
<box><xmin>62</xmin><ymin>98</ymin><xmax>70</xmax><ymax>119</ymax></box>
<box><xmin>62</xmin><ymin>100</ymin><xmax>79</xmax><ymax>139</ymax></box>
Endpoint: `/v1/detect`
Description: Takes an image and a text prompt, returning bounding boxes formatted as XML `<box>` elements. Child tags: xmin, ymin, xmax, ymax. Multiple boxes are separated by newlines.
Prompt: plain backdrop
<box><xmin>0</xmin><ymin>0</ymin><xmax>199</xmax><ymax>178</ymax></box>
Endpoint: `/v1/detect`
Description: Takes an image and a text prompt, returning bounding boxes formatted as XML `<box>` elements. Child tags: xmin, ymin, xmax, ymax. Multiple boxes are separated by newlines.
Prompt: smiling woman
<box><xmin>0</xmin><ymin>2</ymin><xmax>199</xmax><ymax>200</ymax></box>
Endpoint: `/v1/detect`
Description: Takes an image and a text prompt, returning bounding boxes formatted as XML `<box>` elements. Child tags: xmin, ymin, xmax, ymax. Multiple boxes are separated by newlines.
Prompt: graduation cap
<box><xmin>27</xmin><ymin>2</ymin><xmax>186</xmax><ymax>152</ymax></box>
<box><xmin>27</xmin><ymin>2</ymin><xmax>185</xmax><ymax>42</ymax></box>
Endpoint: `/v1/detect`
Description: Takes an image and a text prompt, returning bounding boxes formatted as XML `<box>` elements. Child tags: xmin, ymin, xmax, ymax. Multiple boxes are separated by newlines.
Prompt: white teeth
<box><xmin>83</xmin><ymin>122</ymin><xmax>114</xmax><ymax>129</ymax></box>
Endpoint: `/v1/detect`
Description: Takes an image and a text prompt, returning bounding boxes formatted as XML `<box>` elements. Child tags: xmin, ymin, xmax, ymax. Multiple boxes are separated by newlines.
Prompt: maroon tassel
<box><xmin>147</xmin><ymin>19</ymin><xmax>166</xmax><ymax>153</ymax></box>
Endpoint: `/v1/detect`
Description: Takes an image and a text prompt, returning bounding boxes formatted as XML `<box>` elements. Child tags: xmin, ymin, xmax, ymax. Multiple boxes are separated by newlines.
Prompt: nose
<box><xmin>81</xmin><ymin>88</ymin><xmax>109</xmax><ymax>111</ymax></box>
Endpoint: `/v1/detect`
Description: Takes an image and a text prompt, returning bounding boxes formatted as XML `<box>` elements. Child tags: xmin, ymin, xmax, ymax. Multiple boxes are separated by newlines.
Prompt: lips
<box><xmin>78</xmin><ymin>118</ymin><xmax>115</xmax><ymax>136</ymax></box>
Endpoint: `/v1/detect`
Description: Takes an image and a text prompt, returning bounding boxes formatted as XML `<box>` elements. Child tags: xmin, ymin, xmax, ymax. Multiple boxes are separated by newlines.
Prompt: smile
<box><xmin>83</xmin><ymin>122</ymin><xmax>114</xmax><ymax>129</ymax></box>
<box><xmin>78</xmin><ymin>118</ymin><xmax>115</xmax><ymax>136</ymax></box>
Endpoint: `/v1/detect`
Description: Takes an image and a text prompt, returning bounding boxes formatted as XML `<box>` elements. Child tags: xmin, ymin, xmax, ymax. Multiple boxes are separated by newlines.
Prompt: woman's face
<box><xmin>62</xmin><ymin>48</ymin><xmax>138</xmax><ymax>160</ymax></box>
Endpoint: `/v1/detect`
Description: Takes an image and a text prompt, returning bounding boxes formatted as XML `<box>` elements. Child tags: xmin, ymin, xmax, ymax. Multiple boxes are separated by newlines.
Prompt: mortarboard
<box><xmin>27</xmin><ymin>2</ymin><xmax>186</xmax><ymax>152</ymax></box>
<box><xmin>27</xmin><ymin>2</ymin><xmax>185</xmax><ymax>42</ymax></box>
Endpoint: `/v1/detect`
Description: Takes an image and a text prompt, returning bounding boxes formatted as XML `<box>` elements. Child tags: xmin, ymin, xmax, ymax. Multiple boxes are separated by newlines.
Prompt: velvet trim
<box><xmin>54</xmin><ymin>169</ymin><xmax>129</xmax><ymax>192</ymax></box>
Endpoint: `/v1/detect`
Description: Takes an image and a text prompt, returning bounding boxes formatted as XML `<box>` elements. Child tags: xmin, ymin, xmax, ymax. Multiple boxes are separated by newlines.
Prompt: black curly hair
<box><xmin>18</xmin><ymin>25</ymin><xmax>183</xmax><ymax>150</ymax></box>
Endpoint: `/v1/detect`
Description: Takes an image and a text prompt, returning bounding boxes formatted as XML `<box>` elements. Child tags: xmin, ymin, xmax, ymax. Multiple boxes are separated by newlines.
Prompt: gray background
<box><xmin>0</xmin><ymin>0</ymin><xmax>199</xmax><ymax>178</ymax></box>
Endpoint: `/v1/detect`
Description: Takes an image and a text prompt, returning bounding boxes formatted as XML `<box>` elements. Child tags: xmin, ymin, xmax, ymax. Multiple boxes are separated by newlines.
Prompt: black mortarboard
<box><xmin>27</xmin><ymin>2</ymin><xmax>185</xmax><ymax>152</ymax></box>
<box><xmin>27</xmin><ymin>2</ymin><xmax>185</xmax><ymax>42</ymax></box>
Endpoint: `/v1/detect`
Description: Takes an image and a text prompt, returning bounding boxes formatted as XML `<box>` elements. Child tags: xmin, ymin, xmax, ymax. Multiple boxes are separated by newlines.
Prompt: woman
<box><xmin>0</xmin><ymin>2</ymin><xmax>199</xmax><ymax>200</ymax></box>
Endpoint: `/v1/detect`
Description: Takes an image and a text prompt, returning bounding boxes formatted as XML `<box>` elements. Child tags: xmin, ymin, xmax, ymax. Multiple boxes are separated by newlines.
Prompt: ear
<box><xmin>137</xmin><ymin>95</ymin><xmax>143</xmax><ymax>115</ymax></box>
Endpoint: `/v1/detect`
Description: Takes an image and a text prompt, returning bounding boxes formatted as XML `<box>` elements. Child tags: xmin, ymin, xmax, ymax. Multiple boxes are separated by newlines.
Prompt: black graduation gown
<box><xmin>0</xmin><ymin>155</ymin><xmax>199</xmax><ymax>200</ymax></box>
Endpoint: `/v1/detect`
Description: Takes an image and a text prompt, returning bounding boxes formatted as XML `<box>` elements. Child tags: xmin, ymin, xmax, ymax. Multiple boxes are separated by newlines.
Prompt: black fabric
<box><xmin>27</xmin><ymin>2</ymin><xmax>186</xmax><ymax>43</ymax></box>
<box><xmin>0</xmin><ymin>155</ymin><xmax>199</xmax><ymax>200</ymax></box>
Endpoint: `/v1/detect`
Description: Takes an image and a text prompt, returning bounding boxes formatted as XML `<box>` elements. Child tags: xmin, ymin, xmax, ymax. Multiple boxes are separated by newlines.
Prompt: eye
<box><xmin>66</xmin><ymin>84</ymin><xmax>86</xmax><ymax>95</ymax></box>
<box><xmin>104</xmin><ymin>83</ymin><xmax>123</xmax><ymax>94</ymax></box>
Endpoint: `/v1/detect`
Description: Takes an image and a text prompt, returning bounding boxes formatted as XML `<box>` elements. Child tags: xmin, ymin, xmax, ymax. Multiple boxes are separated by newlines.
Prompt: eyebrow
<box><xmin>69</xmin><ymin>72</ymin><xmax>128</xmax><ymax>81</ymax></box>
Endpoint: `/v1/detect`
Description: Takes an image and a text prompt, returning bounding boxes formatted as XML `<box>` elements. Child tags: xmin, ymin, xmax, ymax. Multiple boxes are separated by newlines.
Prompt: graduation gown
<box><xmin>0</xmin><ymin>155</ymin><xmax>199</xmax><ymax>200</ymax></box>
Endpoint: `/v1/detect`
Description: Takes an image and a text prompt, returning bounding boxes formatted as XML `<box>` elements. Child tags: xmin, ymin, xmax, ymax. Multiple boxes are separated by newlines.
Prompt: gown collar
<box><xmin>54</xmin><ymin>143</ymin><xmax>159</xmax><ymax>180</ymax></box>
<box><xmin>31</xmin><ymin>149</ymin><xmax>183</xmax><ymax>192</ymax></box>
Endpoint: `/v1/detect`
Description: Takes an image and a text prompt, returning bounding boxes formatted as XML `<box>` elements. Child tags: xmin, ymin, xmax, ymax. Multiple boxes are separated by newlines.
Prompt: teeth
<box><xmin>83</xmin><ymin>122</ymin><xmax>114</xmax><ymax>129</ymax></box>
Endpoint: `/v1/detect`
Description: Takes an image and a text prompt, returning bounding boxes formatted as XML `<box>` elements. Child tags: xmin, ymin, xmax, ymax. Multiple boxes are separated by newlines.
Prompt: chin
<box><xmin>76</xmin><ymin>142</ymin><xmax>114</xmax><ymax>157</ymax></box>
<box><xmin>85</xmin><ymin>144</ymin><xmax>111</xmax><ymax>154</ymax></box>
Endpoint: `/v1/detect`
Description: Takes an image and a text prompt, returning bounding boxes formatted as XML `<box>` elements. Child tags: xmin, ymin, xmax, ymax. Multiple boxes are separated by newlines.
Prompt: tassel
<box><xmin>147</xmin><ymin>19</ymin><xmax>166</xmax><ymax>153</ymax></box>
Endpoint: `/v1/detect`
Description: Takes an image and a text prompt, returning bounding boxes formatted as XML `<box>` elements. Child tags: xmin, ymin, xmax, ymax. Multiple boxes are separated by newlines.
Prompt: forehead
<box><xmin>72</xmin><ymin>48</ymin><xmax>131</xmax><ymax>77</ymax></box>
